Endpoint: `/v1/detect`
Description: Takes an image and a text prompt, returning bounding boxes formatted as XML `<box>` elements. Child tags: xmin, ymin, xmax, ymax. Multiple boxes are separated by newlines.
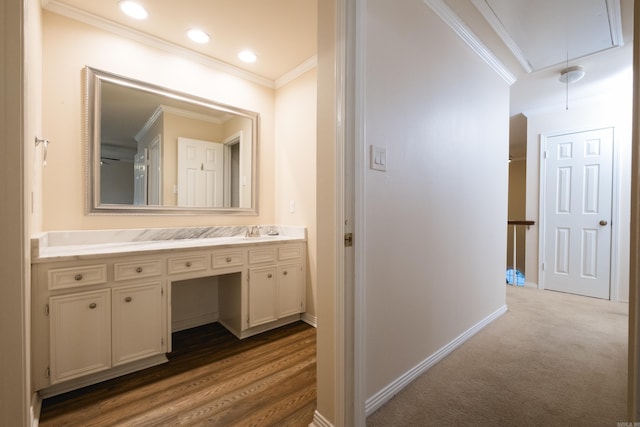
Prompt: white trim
<box><xmin>31</xmin><ymin>393</ymin><xmax>42</xmax><ymax>427</ymax></box>
<box><xmin>310</xmin><ymin>410</ymin><xmax>335</xmax><ymax>427</ymax></box>
<box><xmin>538</xmin><ymin>135</ymin><xmax>547</xmax><ymax>290</ymax></box>
<box><xmin>159</xmin><ymin>104</ymin><xmax>228</xmax><ymax>125</ymax></box>
<box><xmin>171</xmin><ymin>312</ymin><xmax>218</xmax><ymax>332</ymax></box>
<box><xmin>364</xmin><ymin>304</ymin><xmax>508</xmax><ymax>416</ymax></box>
<box><xmin>470</xmin><ymin>0</ymin><xmax>533</xmax><ymax>73</ymax></box>
<box><xmin>42</xmin><ymin>0</ymin><xmax>275</xmax><ymax>89</ymax></box>
<box><xmin>423</xmin><ymin>0</ymin><xmax>516</xmax><ymax>85</ymax></box>
<box><xmin>606</xmin><ymin>0</ymin><xmax>624</xmax><ymax>48</ymax></box>
<box><xmin>274</xmin><ymin>55</ymin><xmax>318</xmax><ymax>89</ymax></box>
<box><xmin>301</xmin><ymin>312</ymin><xmax>317</xmax><ymax>327</ymax></box>
<box><xmin>611</xmin><ymin>127</ymin><xmax>621</xmax><ymax>300</ymax></box>
<box><xmin>335</xmin><ymin>0</ymin><xmax>348</xmax><ymax>423</ymax></box>
<box><xmin>352</xmin><ymin>0</ymin><xmax>367</xmax><ymax>425</ymax></box>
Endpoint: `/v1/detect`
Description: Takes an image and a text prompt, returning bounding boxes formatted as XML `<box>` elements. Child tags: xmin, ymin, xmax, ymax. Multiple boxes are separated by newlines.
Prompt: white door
<box><xmin>542</xmin><ymin>127</ymin><xmax>613</xmax><ymax>299</ymax></box>
<box><xmin>177</xmin><ymin>137</ymin><xmax>223</xmax><ymax>207</ymax></box>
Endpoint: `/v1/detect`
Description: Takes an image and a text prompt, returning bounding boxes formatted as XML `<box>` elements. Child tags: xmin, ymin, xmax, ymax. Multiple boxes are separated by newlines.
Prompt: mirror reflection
<box><xmin>86</xmin><ymin>67</ymin><xmax>258</xmax><ymax>214</ymax></box>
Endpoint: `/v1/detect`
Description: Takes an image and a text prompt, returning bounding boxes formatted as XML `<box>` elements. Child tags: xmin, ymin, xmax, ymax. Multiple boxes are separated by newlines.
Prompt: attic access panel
<box><xmin>473</xmin><ymin>0</ymin><xmax>623</xmax><ymax>72</ymax></box>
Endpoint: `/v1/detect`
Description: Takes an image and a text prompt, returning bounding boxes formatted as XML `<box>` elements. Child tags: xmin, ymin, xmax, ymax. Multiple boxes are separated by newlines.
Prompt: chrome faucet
<box><xmin>246</xmin><ymin>225</ymin><xmax>262</xmax><ymax>237</ymax></box>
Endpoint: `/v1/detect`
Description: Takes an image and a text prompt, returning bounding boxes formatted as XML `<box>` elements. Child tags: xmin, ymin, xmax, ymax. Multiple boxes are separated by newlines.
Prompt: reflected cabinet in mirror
<box><xmin>85</xmin><ymin>67</ymin><xmax>259</xmax><ymax>215</ymax></box>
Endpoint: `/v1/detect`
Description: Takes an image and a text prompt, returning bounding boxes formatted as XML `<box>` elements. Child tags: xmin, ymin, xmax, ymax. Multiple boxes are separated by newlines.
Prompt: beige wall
<box><xmin>274</xmin><ymin>68</ymin><xmax>318</xmax><ymax>319</ymax></box>
<box><xmin>41</xmin><ymin>11</ymin><xmax>276</xmax><ymax>230</ymax></box>
<box><xmin>364</xmin><ymin>0</ymin><xmax>509</xmax><ymax>401</ymax></box>
<box><xmin>525</xmin><ymin>63</ymin><xmax>633</xmax><ymax>301</ymax></box>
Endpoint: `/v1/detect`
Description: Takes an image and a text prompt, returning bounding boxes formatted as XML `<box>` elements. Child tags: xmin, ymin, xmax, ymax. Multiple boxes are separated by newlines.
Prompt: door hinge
<box><xmin>46</xmin><ymin>367</ymin><xmax>50</xmax><ymax>378</ymax></box>
<box><xmin>344</xmin><ymin>233</ymin><xmax>353</xmax><ymax>247</ymax></box>
<box><xmin>161</xmin><ymin>287</ymin><xmax>164</xmax><ymax>296</ymax></box>
<box><xmin>45</xmin><ymin>304</ymin><xmax>49</xmax><ymax>316</ymax></box>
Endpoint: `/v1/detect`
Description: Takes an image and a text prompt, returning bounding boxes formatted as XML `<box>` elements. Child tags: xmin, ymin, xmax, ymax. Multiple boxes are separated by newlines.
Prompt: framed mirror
<box><xmin>85</xmin><ymin>66</ymin><xmax>259</xmax><ymax>215</ymax></box>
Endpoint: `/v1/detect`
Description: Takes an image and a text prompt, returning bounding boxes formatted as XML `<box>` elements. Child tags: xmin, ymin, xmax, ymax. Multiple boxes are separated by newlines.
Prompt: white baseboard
<box><xmin>364</xmin><ymin>304</ymin><xmax>508</xmax><ymax>416</ymax></box>
<box><xmin>31</xmin><ymin>392</ymin><xmax>42</xmax><ymax>427</ymax></box>
<box><xmin>38</xmin><ymin>354</ymin><xmax>168</xmax><ymax>399</ymax></box>
<box><xmin>172</xmin><ymin>312</ymin><xmax>218</xmax><ymax>332</ymax></box>
<box><xmin>302</xmin><ymin>312</ymin><xmax>317</xmax><ymax>327</ymax></box>
<box><xmin>309</xmin><ymin>409</ymin><xmax>334</xmax><ymax>427</ymax></box>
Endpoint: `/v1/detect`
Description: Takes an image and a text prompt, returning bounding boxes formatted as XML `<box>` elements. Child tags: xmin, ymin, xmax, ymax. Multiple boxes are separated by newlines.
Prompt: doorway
<box><xmin>540</xmin><ymin>127</ymin><xmax>614</xmax><ymax>299</ymax></box>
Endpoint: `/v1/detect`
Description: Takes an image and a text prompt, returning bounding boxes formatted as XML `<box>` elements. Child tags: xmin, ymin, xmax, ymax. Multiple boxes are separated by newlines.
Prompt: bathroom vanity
<box><xmin>31</xmin><ymin>226</ymin><xmax>307</xmax><ymax>397</ymax></box>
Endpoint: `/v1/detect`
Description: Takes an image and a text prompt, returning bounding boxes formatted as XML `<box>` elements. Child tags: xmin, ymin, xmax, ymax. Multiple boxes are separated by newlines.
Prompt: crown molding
<box><xmin>274</xmin><ymin>55</ymin><xmax>318</xmax><ymax>89</ymax></box>
<box><xmin>606</xmin><ymin>0</ymin><xmax>624</xmax><ymax>47</ymax></box>
<box><xmin>42</xmin><ymin>0</ymin><xmax>275</xmax><ymax>89</ymax></box>
<box><xmin>470</xmin><ymin>0</ymin><xmax>533</xmax><ymax>73</ymax></box>
<box><xmin>423</xmin><ymin>0</ymin><xmax>516</xmax><ymax>85</ymax></box>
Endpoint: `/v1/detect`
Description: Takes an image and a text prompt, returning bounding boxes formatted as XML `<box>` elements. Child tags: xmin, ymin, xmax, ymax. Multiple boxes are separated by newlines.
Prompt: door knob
<box><xmin>599</xmin><ymin>220</ymin><xmax>608</xmax><ymax>226</ymax></box>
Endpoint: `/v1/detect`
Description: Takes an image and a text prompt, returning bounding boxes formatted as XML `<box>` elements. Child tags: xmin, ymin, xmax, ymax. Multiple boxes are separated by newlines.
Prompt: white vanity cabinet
<box><xmin>32</xmin><ymin>233</ymin><xmax>307</xmax><ymax>396</ymax></box>
<box><xmin>248</xmin><ymin>265</ymin><xmax>279</xmax><ymax>327</ymax></box>
<box><xmin>112</xmin><ymin>282</ymin><xmax>164</xmax><ymax>366</ymax></box>
<box><xmin>32</xmin><ymin>257</ymin><xmax>169</xmax><ymax>395</ymax></box>
<box><xmin>247</xmin><ymin>244</ymin><xmax>305</xmax><ymax>328</ymax></box>
<box><xmin>49</xmin><ymin>288</ymin><xmax>111</xmax><ymax>384</ymax></box>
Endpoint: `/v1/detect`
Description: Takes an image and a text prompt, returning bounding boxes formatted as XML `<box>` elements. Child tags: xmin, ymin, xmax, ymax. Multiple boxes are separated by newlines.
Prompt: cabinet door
<box><xmin>248</xmin><ymin>266</ymin><xmax>278</xmax><ymax>328</ymax></box>
<box><xmin>112</xmin><ymin>282</ymin><xmax>164</xmax><ymax>366</ymax></box>
<box><xmin>277</xmin><ymin>262</ymin><xmax>304</xmax><ymax>318</ymax></box>
<box><xmin>49</xmin><ymin>289</ymin><xmax>111</xmax><ymax>384</ymax></box>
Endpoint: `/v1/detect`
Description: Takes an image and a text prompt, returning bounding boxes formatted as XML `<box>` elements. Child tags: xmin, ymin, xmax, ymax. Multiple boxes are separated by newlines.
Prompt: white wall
<box><xmin>363</xmin><ymin>0</ymin><xmax>509</xmax><ymax>402</ymax></box>
<box><xmin>524</xmin><ymin>62</ymin><xmax>633</xmax><ymax>302</ymax></box>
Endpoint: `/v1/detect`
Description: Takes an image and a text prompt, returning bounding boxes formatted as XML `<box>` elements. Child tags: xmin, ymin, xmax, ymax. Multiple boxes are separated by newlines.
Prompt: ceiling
<box><xmin>42</xmin><ymin>0</ymin><xmax>318</xmax><ymax>82</ymax></box>
<box><xmin>475</xmin><ymin>0</ymin><xmax>624</xmax><ymax>72</ymax></box>
<box><xmin>43</xmin><ymin>0</ymin><xmax>634</xmax><ymax>156</ymax></box>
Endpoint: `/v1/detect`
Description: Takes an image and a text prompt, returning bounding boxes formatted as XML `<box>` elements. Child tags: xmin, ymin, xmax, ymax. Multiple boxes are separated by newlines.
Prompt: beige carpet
<box><xmin>367</xmin><ymin>285</ymin><xmax>628</xmax><ymax>427</ymax></box>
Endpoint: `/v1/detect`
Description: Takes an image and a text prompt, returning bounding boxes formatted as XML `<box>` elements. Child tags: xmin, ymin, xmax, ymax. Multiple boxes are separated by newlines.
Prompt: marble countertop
<box><xmin>32</xmin><ymin>225</ymin><xmax>306</xmax><ymax>263</ymax></box>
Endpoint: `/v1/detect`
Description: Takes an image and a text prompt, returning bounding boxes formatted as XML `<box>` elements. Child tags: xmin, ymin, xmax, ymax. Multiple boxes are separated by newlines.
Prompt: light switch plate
<box><xmin>370</xmin><ymin>145</ymin><xmax>387</xmax><ymax>172</ymax></box>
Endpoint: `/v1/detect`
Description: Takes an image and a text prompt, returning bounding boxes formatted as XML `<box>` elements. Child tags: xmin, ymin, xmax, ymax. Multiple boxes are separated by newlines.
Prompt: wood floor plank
<box><xmin>39</xmin><ymin>322</ymin><xmax>316</xmax><ymax>427</ymax></box>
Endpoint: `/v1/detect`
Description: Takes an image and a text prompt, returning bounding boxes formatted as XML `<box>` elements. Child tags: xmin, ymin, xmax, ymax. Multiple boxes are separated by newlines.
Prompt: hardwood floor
<box><xmin>39</xmin><ymin>322</ymin><xmax>316</xmax><ymax>426</ymax></box>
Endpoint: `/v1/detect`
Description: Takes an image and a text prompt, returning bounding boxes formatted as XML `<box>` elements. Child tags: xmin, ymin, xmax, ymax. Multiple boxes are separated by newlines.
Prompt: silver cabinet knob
<box><xmin>186</xmin><ymin>261</ymin><xmax>192</xmax><ymax>267</ymax></box>
<box><xmin>226</xmin><ymin>257</ymin><xmax>232</xmax><ymax>262</ymax></box>
<box><xmin>283</xmin><ymin>271</ymin><xmax>288</xmax><ymax>276</ymax></box>
<box><xmin>125</xmin><ymin>296</ymin><xmax>132</xmax><ymax>303</ymax></box>
<box><xmin>89</xmin><ymin>303</ymin><xmax>97</xmax><ymax>309</ymax></box>
<box><xmin>599</xmin><ymin>220</ymin><xmax>608</xmax><ymax>226</ymax></box>
<box><xmin>135</xmin><ymin>266</ymin><xmax>143</xmax><ymax>273</ymax></box>
<box><xmin>74</xmin><ymin>274</ymin><xmax>83</xmax><ymax>281</ymax></box>
<box><xmin>267</xmin><ymin>273</ymin><xmax>273</xmax><ymax>279</ymax></box>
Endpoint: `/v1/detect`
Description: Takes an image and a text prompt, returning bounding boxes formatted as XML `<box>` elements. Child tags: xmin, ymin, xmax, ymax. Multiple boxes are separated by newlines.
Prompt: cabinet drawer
<box><xmin>248</xmin><ymin>247</ymin><xmax>277</xmax><ymax>264</ymax></box>
<box><xmin>168</xmin><ymin>254</ymin><xmax>208</xmax><ymax>275</ymax></box>
<box><xmin>212</xmin><ymin>251</ymin><xmax>245</xmax><ymax>269</ymax></box>
<box><xmin>48</xmin><ymin>264</ymin><xmax>108</xmax><ymax>291</ymax></box>
<box><xmin>114</xmin><ymin>259</ymin><xmax>162</xmax><ymax>282</ymax></box>
<box><xmin>278</xmin><ymin>244</ymin><xmax>303</xmax><ymax>261</ymax></box>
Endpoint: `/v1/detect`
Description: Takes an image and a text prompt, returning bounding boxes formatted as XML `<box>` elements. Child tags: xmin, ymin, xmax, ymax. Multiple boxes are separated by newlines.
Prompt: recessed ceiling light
<box><xmin>238</xmin><ymin>50</ymin><xmax>257</xmax><ymax>63</ymax></box>
<box><xmin>119</xmin><ymin>1</ymin><xmax>148</xmax><ymax>20</ymax></box>
<box><xmin>187</xmin><ymin>29</ymin><xmax>210</xmax><ymax>44</ymax></box>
